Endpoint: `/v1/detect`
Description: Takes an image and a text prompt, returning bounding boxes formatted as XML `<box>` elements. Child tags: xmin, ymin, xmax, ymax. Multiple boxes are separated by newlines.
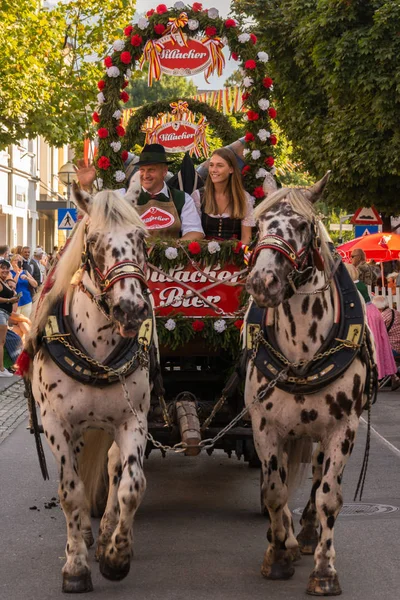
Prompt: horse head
<box><xmin>246</xmin><ymin>173</ymin><xmax>331</xmax><ymax>307</ymax></box>
<box><xmin>73</xmin><ymin>183</ymin><xmax>149</xmax><ymax>338</ymax></box>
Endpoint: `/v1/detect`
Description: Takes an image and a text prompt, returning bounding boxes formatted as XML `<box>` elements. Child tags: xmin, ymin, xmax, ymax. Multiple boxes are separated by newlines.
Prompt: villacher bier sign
<box><xmin>153</xmin><ymin>121</ymin><xmax>198</xmax><ymax>153</ymax></box>
<box><xmin>158</xmin><ymin>36</ymin><xmax>212</xmax><ymax>76</ymax></box>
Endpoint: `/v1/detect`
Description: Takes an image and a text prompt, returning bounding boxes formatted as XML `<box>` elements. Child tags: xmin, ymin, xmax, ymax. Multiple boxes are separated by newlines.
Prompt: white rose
<box><xmin>242</xmin><ymin>77</ymin><xmax>254</xmax><ymax>88</ymax></box>
<box><xmin>242</xmin><ymin>115</ymin><xmax>249</xmax><ymax>122</ymax></box>
<box><xmin>94</xmin><ymin>177</ymin><xmax>103</xmax><ymax>190</ymax></box>
<box><xmin>238</xmin><ymin>33</ymin><xmax>251</xmax><ymax>43</ymax></box>
<box><xmin>106</xmin><ymin>66</ymin><xmax>120</xmax><ymax>78</ymax></box>
<box><xmin>256</xmin><ymin>168</ymin><xmax>268</xmax><ymax>179</ymax></box>
<box><xmin>214</xmin><ymin>319</ymin><xmax>227</xmax><ymax>333</ymax></box>
<box><xmin>114</xmin><ymin>170</ymin><xmax>126</xmax><ymax>182</ymax></box>
<box><xmin>97</xmin><ymin>92</ymin><xmax>105</xmax><ymax>104</ymax></box>
<box><xmin>207</xmin><ymin>241</ymin><xmax>221</xmax><ymax>254</ymax></box>
<box><xmin>165</xmin><ymin>247</ymin><xmax>178</xmax><ymax>260</ymax></box>
<box><xmin>221</xmin><ymin>36</ymin><xmax>228</xmax><ymax>46</ymax></box>
<box><xmin>208</xmin><ymin>8</ymin><xmax>219</xmax><ymax>19</ymax></box>
<box><xmin>112</xmin><ymin>110</ymin><xmax>122</xmax><ymax>120</ymax></box>
<box><xmin>251</xmin><ymin>150</ymin><xmax>261</xmax><ymax>160</ymax></box>
<box><xmin>257</xmin><ymin>51</ymin><xmax>269</xmax><ymax>62</ymax></box>
<box><xmin>258</xmin><ymin>98</ymin><xmax>270</xmax><ymax>111</ymax></box>
<box><xmin>110</xmin><ymin>141</ymin><xmax>122</xmax><ymax>152</ymax></box>
<box><xmin>126</xmin><ymin>68</ymin><xmax>132</xmax><ymax>78</ymax></box>
<box><xmin>93</xmin><ymin>137</ymin><xmax>99</xmax><ymax>148</ymax></box>
<box><xmin>174</xmin><ymin>1</ymin><xmax>185</xmax><ymax>8</ymax></box>
<box><xmin>165</xmin><ymin>319</ymin><xmax>176</xmax><ymax>331</ymax></box>
<box><xmin>257</xmin><ymin>129</ymin><xmax>270</xmax><ymax>142</ymax></box>
<box><xmin>188</xmin><ymin>19</ymin><xmax>199</xmax><ymax>30</ymax></box>
<box><xmin>243</xmin><ymin>148</ymin><xmax>250</xmax><ymax>156</ymax></box>
<box><xmin>270</xmin><ymin>166</ymin><xmax>277</xmax><ymax>175</ymax></box>
<box><xmin>113</xmin><ymin>40</ymin><xmax>125</xmax><ymax>52</ymax></box>
<box><xmin>137</xmin><ymin>17</ymin><xmax>149</xmax><ymax>30</ymax></box>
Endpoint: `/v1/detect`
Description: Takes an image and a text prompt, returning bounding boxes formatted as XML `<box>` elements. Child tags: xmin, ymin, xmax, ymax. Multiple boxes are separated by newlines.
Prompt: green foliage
<box><xmin>0</xmin><ymin>0</ymin><xmax>135</xmax><ymax>149</ymax></box>
<box><xmin>149</xmin><ymin>239</ymin><xmax>247</xmax><ymax>272</ymax></box>
<box><xmin>234</xmin><ymin>0</ymin><xmax>400</xmax><ymax>212</ymax></box>
<box><xmin>127</xmin><ymin>73</ymin><xmax>197</xmax><ymax>107</ymax></box>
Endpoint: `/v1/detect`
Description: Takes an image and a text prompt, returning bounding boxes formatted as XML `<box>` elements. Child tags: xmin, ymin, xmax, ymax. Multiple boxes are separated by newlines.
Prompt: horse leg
<box><xmin>95</xmin><ymin>442</ymin><xmax>121</xmax><ymax>562</ymax></box>
<box><xmin>99</xmin><ymin>418</ymin><xmax>147</xmax><ymax>581</ymax></box>
<box><xmin>307</xmin><ymin>421</ymin><xmax>357</xmax><ymax>596</ymax></box>
<box><xmin>258</xmin><ymin>431</ymin><xmax>295</xmax><ymax>580</ymax></box>
<box><xmin>42</xmin><ymin>416</ymin><xmax>93</xmax><ymax>593</ymax></box>
<box><xmin>297</xmin><ymin>443</ymin><xmax>323</xmax><ymax>555</ymax></box>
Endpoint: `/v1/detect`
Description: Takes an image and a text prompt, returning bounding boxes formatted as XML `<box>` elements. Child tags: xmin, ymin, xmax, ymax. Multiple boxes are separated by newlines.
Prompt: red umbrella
<box><xmin>336</xmin><ymin>233</ymin><xmax>400</xmax><ymax>263</ymax></box>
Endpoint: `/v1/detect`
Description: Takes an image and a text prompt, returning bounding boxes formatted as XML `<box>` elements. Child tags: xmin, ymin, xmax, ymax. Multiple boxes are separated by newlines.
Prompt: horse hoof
<box><xmin>99</xmin><ymin>556</ymin><xmax>130</xmax><ymax>581</ymax></box>
<box><xmin>297</xmin><ymin>530</ymin><xmax>318</xmax><ymax>555</ymax></box>
<box><xmin>62</xmin><ymin>572</ymin><xmax>93</xmax><ymax>593</ymax></box>
<box><xmin>83</xmin><ymin>529</ymin><xmax>94</xmax><ymax>548</ymax></box>
<box><xmin>261</xmin><ymin>561</ymin><xmax>295</xmax><ymax>580</ymax></box>
<box><xmin>307</xmin><ymin>573</ymin><xmax>342</xmax><ymax>596</ymax></box>
<box><xmin>289</xmin><ymin>546</ymin><xmax>302</xmax><ymax>562</ymax></box>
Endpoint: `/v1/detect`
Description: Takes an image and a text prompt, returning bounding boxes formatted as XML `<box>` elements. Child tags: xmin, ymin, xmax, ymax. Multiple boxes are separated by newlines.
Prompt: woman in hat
<box><xmin>191</xmin><ymin>147</ymin><xmax>255</xmax><ymax>245</ymax></box>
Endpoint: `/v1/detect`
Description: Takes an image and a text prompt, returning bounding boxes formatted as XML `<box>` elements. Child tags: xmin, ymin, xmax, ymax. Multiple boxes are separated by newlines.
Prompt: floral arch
<box><xmin>94</xmin><ymin>2</ymin><xmax>277</xmax><ymax>200</ymax></box>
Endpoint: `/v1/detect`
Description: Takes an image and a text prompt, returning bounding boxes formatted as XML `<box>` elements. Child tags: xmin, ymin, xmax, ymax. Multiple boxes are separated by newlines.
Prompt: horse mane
<box><xmin>254</xmin><ymin>187</ymin><xmax>335</xmax><ymax>279</ymax></box>
<box><xmin>29</xmin><ymin>189</ymin><xmax>147</xmax><ymax>341</ymax></box>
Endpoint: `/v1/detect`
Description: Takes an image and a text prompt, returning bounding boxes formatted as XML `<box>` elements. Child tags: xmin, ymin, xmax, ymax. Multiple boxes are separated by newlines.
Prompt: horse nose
<box><xmin>246</xmin><ymin>271</ymin><xmax>282</xmax><ymax>298</ymax></box>
<box><xmin>113</xmin><ymin>297</ymin><xmax>149</xmax><ymax>324</ymax></box>
<box><xmin>264</xmin><ymin>273</ymin><xmax>281</xmax><ymax>295</ymax></box>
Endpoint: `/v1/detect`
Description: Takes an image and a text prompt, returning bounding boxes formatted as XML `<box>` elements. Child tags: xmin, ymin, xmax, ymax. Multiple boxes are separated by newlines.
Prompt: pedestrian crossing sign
<box><xmin>58</xmin><ymin>208</ymin><xmax>77</xmax><ymax>230</ymax></box>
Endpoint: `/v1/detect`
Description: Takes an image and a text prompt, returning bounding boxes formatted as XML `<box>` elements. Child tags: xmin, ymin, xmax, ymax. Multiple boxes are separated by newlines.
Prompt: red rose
<box><xmin>120</xmin><ymin>51</ymin><xmax>132</xmax><ymax>64</ymax></box>
<box><xmin>121</xmin><ymin>80</ymin><xmax>129</xmax><ymax>89</ymax></box>
<box><xmin>250</xmin><ymin>33</ymin><xmax>257</xmax><ymax>44</ymax></box>
<box><xmin>97</xmin><ymin>128</ymin><xmax>109</xmax><ymax>139</ymax></box>
<box><xmin>225</xmin><ymin>19</ymin><xmax>236</xmax><ymax>28</ymax></box>
<box><xmin>156</xmin><ymin>3</ymin><xmax>168</xmax><ymax>14</ymax></box>
<box><xmin>245</xmin><ymin>59</ymin><xmax>257</xmax><ymax>70</ymax></box>
<box><xmin>244</xmin><ymin>132</ymin><xmax>254</xmax><ymax>142</ymax></box>
<box><xmin>253</xmin><ymin>186</ymin><xmax>265</xmax><ymax>199</ymax></box>
<box><xmin>116</xmin><ymin>125</ymin><xmax>126</xmax><ymax>137</ymax></box>
<box><xmin>265</xmin><ymin>156</ymin><xmax>275</xmax><ymax>167</ymax></box>
<box><xmin>92</xmin><ymin>112</ymin><xmax>100</xmax><ymax>123</ymax></box>
<box><xmin>234</xmin><ymin>319</ymin><xmax>244</xmax><ymax>330</ymax></box>
<box><xmin>97</xmin><ymin>80</ymin><xmax>105</xmax><ymax>91</ymax></box>
<box><xmin>242</xmin><ymin>92</ymin><xmax>250</xmax><ymax>101</ymax></box>
<box><xmin>192</xmin><ymin>3</ymin><xmax>203</xmax><ymax>11</ymax></box>
<box><xmin>269</xmin><ymin>134</ymin><xmax>277</xmax><ymax>146</ymax></box>
<box><xmin>104</xmin><ymin>56</ymin><xmax>113</xmax><ymax>68</ymax></box>
<box><xmin>188</xmin><ymin>241</ymin><xmax>201</xmax><ymax>255</ymax></box>
<box><xmin>154</xmin><ymin>23</ymin><xmax>166</xmax><ymax>34</ymax></box>
<box><xmin>120</xmin><ymin>91</ymin><xmax>130</xmax><ymax>103</ymax></box>
<box><xmin>231</xmin><ymin>52</ymin><xmax>239</xmax><ymax>61</ymax></box>
<box><xmin>131</xmin><ymin>34</ymin><xmax>143</xmax><ymax>47</ymax></box>
<box><xmin>121</xmin><ymin>150</ymin><xmax>128</xmax><ymax>161</ymax></box>
<box><xmin>124</xmin><ymin>25</ymin><xmax>133</xmax><ymax>36</ymax></box>
<box><xmin>247</xmin><ymin>110</ymin><xmax>260</xmax><ymax>121</ymax></box>
<box><xmin>241</xmin><ymin>165</ymin><xmax>251</xmax><ymax>176</ymax></box>
<box><xmin>263</xmin><ymin>76</ymin><xmax>273</xmax><ymax>88</ymax></box>
<box><xmin>97</xmin><ymin>156</ymin><xmax>111</xmax><ymax>170</ymax></box>
<box><xmin>146</xmin><ymin>9</ymin><xmax>155</xmax><ymax>17</ymax></box>
<box><xmin>205</xmin><ymin>26</ymin><xmax>217</xmax><ymax>37</ymax></box>
<box><xmin>268</xmin><ymin>107</ymin><xmax>277</xmax><ymax>119</ymax></box>
<box><xmin>192</xmin><ymin>320</ymin><xmax>205</xmax><ymax>332</ymax></box>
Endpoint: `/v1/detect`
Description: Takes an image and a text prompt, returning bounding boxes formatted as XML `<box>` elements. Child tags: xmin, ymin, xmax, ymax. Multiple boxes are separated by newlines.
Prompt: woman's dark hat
<box><xmin>137</xmin><ymin>143</ymin><xmax>171</xmax><ymax>166</ymax></box>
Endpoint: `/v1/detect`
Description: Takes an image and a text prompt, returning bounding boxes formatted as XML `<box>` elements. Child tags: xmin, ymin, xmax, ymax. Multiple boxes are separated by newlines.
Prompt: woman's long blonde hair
<box><xmin>203</xmin><ymin>148</ymin><xmax>248</xmax><ymax>219</ymax></box>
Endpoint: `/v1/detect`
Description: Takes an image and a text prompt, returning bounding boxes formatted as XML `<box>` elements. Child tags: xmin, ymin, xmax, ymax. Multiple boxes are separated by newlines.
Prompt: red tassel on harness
<box><xmin>15</xmin><ymin>350</ymin><xmax>31</xmax><ymax>377</ymax></box>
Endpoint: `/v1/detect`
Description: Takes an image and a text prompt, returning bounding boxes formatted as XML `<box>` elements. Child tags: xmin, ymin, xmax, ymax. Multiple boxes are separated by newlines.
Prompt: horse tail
<box><xmin>286</xmin><ymin>437</ymin><xmax>313</xmax><ymax>498</ymax></box>
<box><xmin>78</xmin><ymin>430</ymin><xmax>112</xmax><ymax>517</ymax></box>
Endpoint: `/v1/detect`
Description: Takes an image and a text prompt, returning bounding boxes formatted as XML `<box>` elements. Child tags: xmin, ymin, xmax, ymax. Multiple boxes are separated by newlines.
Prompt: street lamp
<box><xmin>58</xmin><ymin>161</ymin><xmax>77</xmax><ymax>209</ymax></box>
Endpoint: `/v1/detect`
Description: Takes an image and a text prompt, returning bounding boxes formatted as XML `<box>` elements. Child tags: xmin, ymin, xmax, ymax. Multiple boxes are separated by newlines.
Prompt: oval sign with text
<box><xmin>140</xmin><ymin>206</ymin><xmax>175</xmax><ymax>230</ymax></box>
<box><xmin>159</xmin><ymin>35</ymin><xmax>211</xmax><ymax>76</ymax></box>
<box><xmin>154</xmin><ymin>121</ymin><xmax>198</xmax><ymax>153</ymax></box>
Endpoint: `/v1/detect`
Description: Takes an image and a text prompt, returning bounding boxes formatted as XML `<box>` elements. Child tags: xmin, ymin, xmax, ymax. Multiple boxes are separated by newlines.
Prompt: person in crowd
<box><xmin>0</xmin><ymin>259</ymin><xmax>19</xmax><ymax>377</ymax></box>
<box><xmin>76</xmin><ymin>144</ymin><xmax>204</xmax><ymax>240</ymax></box>
<box><xmin>0</xmin><ymin>245</ymin><xmax>10</xmax><ymax>260</ymax></box>
<box><xmin>369</xmin><ymin>259</ymin><xmax>381</xmax><ymax>281</ymax></box>
<box><xmin>196</xmin><ymin>137</ymin><xmax>246</xmax><ymax>182</ymax></box>
<box><xmin>21</xmin><ymin>246</ymin><xmax>32</xmax><ymax>273</ymax></box>
<box><xmin>30</xmin><ymin>247</ymin><xmax>44</xmax><ymax>286</ymax></box>
<box><xmin>10</xmin><ymin>253</ymin><xmax>37</xmax><ymax>317</ymax></box>
<box><xmin>191</xmin><ymin>147</ymin><xmax>255</xmax><ymax>245</ymax></box>
<box><xmin>386</xmin><ymin>272</ymin><xmax>398</xmax><ymax>295</ymax></box>
<box><xmin>5</xmin><ymin>277</ymin><xmax>31</xmax><ymax>342</ymax></box>
<box><xmin>372</xmin><ymin>296</ymin><xmax>400</xmax><ymax>356</ymax></box>
<box><xmin>350</xmin><ymin>249</ymin><xmax>377</xmax><ymax>287</ymax></box>
<box><xmin>345</xmin><ymin>263</ymin><xmax>399</xmax><ymax>387</ymax></box>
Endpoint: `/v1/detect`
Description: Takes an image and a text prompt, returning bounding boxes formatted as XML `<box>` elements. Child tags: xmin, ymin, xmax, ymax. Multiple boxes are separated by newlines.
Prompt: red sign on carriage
<box><xmin>140</xmin><ymin>207</ymin><xmax>175</xmax><ymax>230</ymax></box>
<box><xmin>148</xmin><ymin>263</ymin><xmax>245</xmax><ymax>317</ymax></box>
<box><xmin>154</xmin><ymin>121</ymin><xmax>198</xmax><ymax>153</ymax></box>
<box><xmin>159</xmin><ymin>35</ymin><xmax>212</xmax><ymax>76</ymax></box>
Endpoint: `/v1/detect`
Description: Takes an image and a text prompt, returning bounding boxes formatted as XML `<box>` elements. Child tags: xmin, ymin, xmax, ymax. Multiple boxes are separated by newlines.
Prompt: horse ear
<box><xmin>124</xmin><ymin>177</ymin><xmax>141</xmax><ymax>207</ymax></box>
<box><xmin>262</xmin><ymin>172</ymin><xmax>278</xmax><ymax>197</ymax></box>
<box><xmin>304</xmin><ymin>171</ymin><xmax>331</xmax><ymax>203</ymax></box>
<box><xmin>72</xmin><ymin>181</ymin><xmax>91</xmax><ymax>214</ymax></box>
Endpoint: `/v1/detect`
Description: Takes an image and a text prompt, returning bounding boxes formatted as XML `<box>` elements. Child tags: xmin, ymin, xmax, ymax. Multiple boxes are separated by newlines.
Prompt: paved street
<box><xmin>1</xmin><ymin>379</ymin><xmax>399</xmax><ymax>600</ymax></box>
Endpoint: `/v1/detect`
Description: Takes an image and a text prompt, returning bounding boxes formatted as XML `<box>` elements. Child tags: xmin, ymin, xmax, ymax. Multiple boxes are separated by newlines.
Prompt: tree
<box><xmin>234</xmin><ymin>0</ymin><xmax>400</xmax><ymax>214</ymax></box>
<box><xmin>127</xmin><ymin>72</ymin><xmax>197</xmax><ymax>107</ymax></box>
<box><xmin>0</xmin><ymin>0</ymin><xmax>135</xmax><ymax>149</ymax></box>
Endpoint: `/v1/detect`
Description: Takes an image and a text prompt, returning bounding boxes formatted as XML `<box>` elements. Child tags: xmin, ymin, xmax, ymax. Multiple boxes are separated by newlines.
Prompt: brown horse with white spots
<box><xmin>28</xmin><ymin>186</ymin><xmax>152</xmax><ymax>593</ymax></box>
<box><xmin>244</xmin><ymin>175</ymin><xmax>376</xmax><ymax>595</ymax></box>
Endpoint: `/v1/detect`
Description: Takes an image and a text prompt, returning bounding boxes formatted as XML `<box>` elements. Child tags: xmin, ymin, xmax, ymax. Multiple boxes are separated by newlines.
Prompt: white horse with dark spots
<box><xmin>27</xmin><ymin>184</ymin><xmax>152</xmax><ymax>592</ymax></box>
<box><xmin>244</xmin><ymin>175</ymin><xmax>377</xmax><ymax>595</ymax></box>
